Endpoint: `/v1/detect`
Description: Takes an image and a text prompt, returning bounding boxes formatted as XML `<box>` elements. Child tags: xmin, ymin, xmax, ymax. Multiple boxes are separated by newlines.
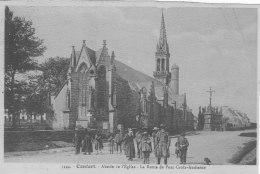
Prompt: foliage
<box><xmin>21</xmin><ymin>57</ymin><xmax>70</xmax><ymax>119</ymax></box>
<box><xmin>38</xmin><ymin>57</ymin><xmax>70</xmax><ymax>95</ymax></box>
<box><xmin>5</xmin><ymin>6</ymin><xmax>46</xmax><ymax>127</ymax></box>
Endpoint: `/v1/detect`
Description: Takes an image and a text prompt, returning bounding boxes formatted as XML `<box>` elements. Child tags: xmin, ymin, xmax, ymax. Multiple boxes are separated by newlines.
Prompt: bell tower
<box><xmin>153</xmin><ymin>11</ymin><xmax>171</xmax><ymax>85</ymax></box>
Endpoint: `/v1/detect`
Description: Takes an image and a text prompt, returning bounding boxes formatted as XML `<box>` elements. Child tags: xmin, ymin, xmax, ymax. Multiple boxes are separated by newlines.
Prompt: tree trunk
<box><xmin>10</xmin><ymin>69</ymin><xmax>16</xmax><ymax>128</ymax></box>
<box><xmin>41</xmin><ymin>114</ymin><xmax>43</xmax><ymax>123</ymax></box>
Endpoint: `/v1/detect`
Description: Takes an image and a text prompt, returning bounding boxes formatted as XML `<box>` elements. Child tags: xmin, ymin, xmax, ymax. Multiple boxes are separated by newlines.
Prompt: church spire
<box><xmin>154</xmin><ymin>10</ymin><xmax>171</xmax><ymax>85</ymax></box>
<box><xmin>157</xmin><ymin>10</ymin><xmax>168</xmax><ymax>54</ymax></box>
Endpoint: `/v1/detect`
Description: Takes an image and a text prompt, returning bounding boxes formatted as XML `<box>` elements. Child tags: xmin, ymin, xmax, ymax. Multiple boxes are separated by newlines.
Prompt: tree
<box><xmin>21</xmin><ymin>57</ymin><xmax>69</xmax><ymax>123</ymax></box>
<box><xmin>38</xmin><ymin>57</ymin><xmax>70</xmax><ymax>95</ymax></box>
<box><xmin>5</xmin><ymin>6</ymin><xmax>46</xmax><ymax>128</ymax></box>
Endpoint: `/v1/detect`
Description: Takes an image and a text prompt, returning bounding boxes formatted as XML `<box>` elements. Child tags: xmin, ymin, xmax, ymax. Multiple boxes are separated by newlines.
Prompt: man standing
<box><xmin>178</xmin><ymin>132</ymin><xmax>189</xmax><ymax>164</ymax></box>
<box><xmin>135</xmin><ymin>129</ymin><xmax>142</xmax><ymax>158</ymax></box>
<box><xmin>73</xmin><ymin>128</ymin><xmax>82</xmax><ymax>155</ymax></box>
<box><xmin>154</xmin><ymin>124</ymin><xmax>171</xmax><ymax>164</ymax></box>
<box><xmin>152</xmin><ymin>127</ymin><xmax>159</xmax><ymax>150</ymax></box>
<box><xmin>115</xmin><ymin>130</ymin><xmax>123</xmax><ymax>153</ymax></box>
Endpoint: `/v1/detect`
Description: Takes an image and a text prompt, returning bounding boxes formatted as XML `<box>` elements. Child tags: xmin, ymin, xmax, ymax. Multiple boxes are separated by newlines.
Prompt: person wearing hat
<box><xmin>108</xmin><ymin>133</ymin><xmax>115</xmax><ymax>154</ymax></box>
<box><xmin>93</xmin><ymin>131</ymin><xmax>103</xmax><ymax>155</ymax></box>
<box><xmin>175</xmin><ymin>135</ymin><xmax>180</xmax><ymax>158</ymax></box>
<box><xmin>178</xmin><ymin>132</ymin><xmax>189</xmax><ymax>164</ymax></box>
<box><xmin>154</xmin><ymin>124</ymin><xmax>171</xmax><ymax>164</ymax></box>
<box><xmin>135</xmin><ymin>129</ymin><xmax>142</xmax><ymax>158</ymax></box>
<box><xmin>140</xmin><ymin>131</ymin><xmax>152</xmax><ymax>164</ymax></box>
<box><xmin>82</xmin><ymin>129</ymin><xmax>93</xmax><ymax>155</ymax></box>
<box><xmin>73</xmin><ymin>127</ymin><xmax>83</xmax><ymax>155</ymax></box>
<box><xmin>152</xmin><ymin>127</ymin><xmax>159</xmax><ymax>151</ymax></box>
<box><xmin>124</xmin><ymin>128</ymin><xmax>135</xmax><ymax>161</ymax></box>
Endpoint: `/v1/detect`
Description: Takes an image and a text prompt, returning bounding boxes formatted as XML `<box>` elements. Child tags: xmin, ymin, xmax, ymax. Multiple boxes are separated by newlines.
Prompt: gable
<box><xmin>75</xmin><ymin>46</ymin><xmax>96</xmax><ymax>72</ymax></box>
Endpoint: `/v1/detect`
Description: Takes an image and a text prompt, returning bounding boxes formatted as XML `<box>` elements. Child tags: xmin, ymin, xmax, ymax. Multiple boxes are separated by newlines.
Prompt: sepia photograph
<box><xmin>3</xmin><ymin>2</ymin><xmax>257</xmax><ymax>169</ymax></box>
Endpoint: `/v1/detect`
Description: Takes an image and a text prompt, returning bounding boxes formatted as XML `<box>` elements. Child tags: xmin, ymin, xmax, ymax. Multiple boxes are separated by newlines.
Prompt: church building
<box><xmin>48</xmin><ymin>12</ymin><xmax>195</xmax><ymax>133</ymax></box>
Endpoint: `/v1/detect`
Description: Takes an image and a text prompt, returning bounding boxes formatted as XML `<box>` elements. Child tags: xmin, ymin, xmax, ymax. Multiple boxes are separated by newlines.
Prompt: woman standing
<box><xmin>124</xmin><ymin>128</ymin><xmax>135</xmax><ymax>161</ymax></box>
<box><xmin>82</xmin><ymin>129</ymin><xmax>93</xmax><ymax>155</ymax></box>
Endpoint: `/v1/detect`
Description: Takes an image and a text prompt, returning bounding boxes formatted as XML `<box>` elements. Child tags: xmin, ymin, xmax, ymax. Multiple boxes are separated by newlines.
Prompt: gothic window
<box><xmin>157</xmin><ymin>59</ymin><xmax>160</xmax><ymax>71</ymax></box>
<box><xmin>66</xmin><ymin>89</ymin><xmax>70</xmax><ymax>108</ymax></box>
<box><xmin>78</xmin><ymin>63</ymin><xmax>88</xmax><ymax>117</ymax></box>
<box><xmin>143</xmin><ymin>100</ymin><xmax>146</xmax><ymax>113</ymax></box>
<box><xmin>161</xmin><ymin>59</ymin><xmax>165</xmax><ymax>71</ymax></box>
<box><xmin>90</xmin><ymin>87</ymin><xmax>95</xmax><ymax>109</ymax></box>
<box><xmin>97</xmin><ymin>65</ymin><xmax>106</xmax><ymax>110</ymax></box>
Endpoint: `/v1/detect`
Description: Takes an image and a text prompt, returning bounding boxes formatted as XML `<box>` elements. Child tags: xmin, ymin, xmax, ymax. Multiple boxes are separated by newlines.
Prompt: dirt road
<box><xmin>5</xmin><ymin>129</ymin><xmax>256</xmax><ymax>165</ymax></box>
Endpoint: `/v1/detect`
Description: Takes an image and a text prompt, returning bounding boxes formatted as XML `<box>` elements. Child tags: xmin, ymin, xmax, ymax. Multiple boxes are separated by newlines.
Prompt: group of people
<box><xmin>73</xmin><ymin>128</ymin><xmax>103</xmax><ymax>155</ymax></box>
<box><xmin>73</xmin><ymin>124</ymin><xmax>189</xmax><ymax>165</ymax></box>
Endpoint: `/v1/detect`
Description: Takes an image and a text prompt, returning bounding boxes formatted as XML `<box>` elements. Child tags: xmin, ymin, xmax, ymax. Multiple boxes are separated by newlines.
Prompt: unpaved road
<box><xmin>5</xmin><ymin>130</ymin><xmax>256</xmax><ymax>165</ymax></box>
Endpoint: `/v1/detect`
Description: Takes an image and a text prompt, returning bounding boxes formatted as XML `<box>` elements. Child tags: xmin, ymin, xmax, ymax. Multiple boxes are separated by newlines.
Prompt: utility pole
<box><xmin>206</xmin><ymin>87</ymin><xmax>215</xmax><ymax>111</ymax></box>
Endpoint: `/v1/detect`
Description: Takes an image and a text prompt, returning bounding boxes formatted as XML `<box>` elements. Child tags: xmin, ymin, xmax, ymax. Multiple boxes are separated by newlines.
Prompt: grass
<box><xmin>5</xmin><ymin>141</ymin><xmax>73</xmax><ymax>152</ymax></box>
<box><xmin>239</xmin><ymin>132</ymin><xmax>257</xmax><ymax>138</ymax></box>
<box><xmin>229</xmin><ymin>140</ymin><xmax>257</xmax><ymax>165</ymax></box>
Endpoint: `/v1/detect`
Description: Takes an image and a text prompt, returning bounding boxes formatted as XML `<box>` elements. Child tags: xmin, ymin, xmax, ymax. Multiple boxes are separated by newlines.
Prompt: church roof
<box><xmin>114</xmin><ymin>60</ymin><xmax>186</xmax><ymax>107</ymax></box>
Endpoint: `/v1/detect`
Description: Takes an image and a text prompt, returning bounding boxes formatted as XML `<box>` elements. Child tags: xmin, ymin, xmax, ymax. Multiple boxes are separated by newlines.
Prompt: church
<box><xmin>48</xmin><ymin>12</ymin><xmax>195</xmax><ymax>133</ymax></box>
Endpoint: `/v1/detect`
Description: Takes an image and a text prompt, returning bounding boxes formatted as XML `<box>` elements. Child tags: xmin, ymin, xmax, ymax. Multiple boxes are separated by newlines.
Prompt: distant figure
<box><xmin>152</xmin><ymin>127</ymin><xmax>159</xmax><ymax>150</ymax></box>
<box><xmin>124</xmin><ymin>128</ymin><xmax>135</xmax><ymax>161</ymax></box>
<box><xmin>135</xmin><ymin>129</ymin><xmax>142</xmax><ymax>158</ymax></box>
<box><xmin>93</xmin><ymin>132</ymin><xmax>103</xmax><ymax>155</ymax></box>
<box><xmin>73</xmin><ymin>128</ymin><xmax>82</xmax><ymax>155</ymax></box>
<box><xmin>115</xmin><ymin>131</ymin><xmax>124</xmax><ymax>153</ymax></box>
<box><xmin>82</xmin><ymin>129</ymin><xmax>93</xmax><ymax>155</ymax></box>
<box><xmin>178</xmin><ymin>132</ymin><xmax>189</xmax><ymax>164</ymax></box>
<box><xmin>154</xmin><ymin>124</ymin><xmax>171</xmax><ymax>164</ymax></box>
<box><xmin>175</xmin><ymin>136</ymin><xmax>180</xmax><ymax>158</ymax></box>
<box><xmin>140</xmin><ymin>131</ymin><xmax>152</xmax><ymax>164</ymax></box>
<box><xmin>204</xmin><ymin>157</ymin><xmax>211</xmax><ymax>165</ymax></box>
<box><xmin>108</xmin><ymin>133</ymin><xmax>115</xmax><ymax>154</ymax></box>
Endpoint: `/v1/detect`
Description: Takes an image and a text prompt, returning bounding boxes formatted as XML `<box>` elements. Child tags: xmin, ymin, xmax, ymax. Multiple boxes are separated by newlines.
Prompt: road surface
<box><xmin>5</xmin><ymin>130</ymin><xmax>256</xmax><ymax>165</ymax></box>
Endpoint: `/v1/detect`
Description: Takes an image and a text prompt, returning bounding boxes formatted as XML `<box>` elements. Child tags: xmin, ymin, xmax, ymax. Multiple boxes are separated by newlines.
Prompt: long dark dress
<box><xmin>124</xmin><ymin>134</ymin><xmax>135</xmax><ymax>159</ymax></box>
<box><xmin>82</xmin><ymin>133</ymin><xmax>93</xmax><ymax>154</ymax></box>
<box><xmin>74</xmin><ymin>132</ymin><xmax>82</xmax><ymax>154</ymax></box>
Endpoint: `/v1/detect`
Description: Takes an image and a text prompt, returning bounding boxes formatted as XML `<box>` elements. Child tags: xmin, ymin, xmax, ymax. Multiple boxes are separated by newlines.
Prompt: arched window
<box><xmin>78</xmin><ymin>63</ymin><xmax>88</xmax><ymax>118</ymax></box>
<box><xmin>97</xmin><ymin>65</ymin><xmax>106</xmax><ymax>109</ymax></box>
<box><xmin>157</xmin><ymin>59</ymin><xmax>160</xmax><ymax>71</ymax></box>
<box><xmin>66</xmin><ymin>89</ymin><xmax>70</xmax><ymax>108</ymax></box>
<box><xmin>161</xmin><ymin>59</ymin><xmax>165</xmax><ymax>71</ymax></box>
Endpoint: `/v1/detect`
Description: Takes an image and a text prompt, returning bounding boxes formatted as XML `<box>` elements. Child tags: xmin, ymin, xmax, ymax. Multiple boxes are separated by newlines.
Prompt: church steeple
<box><xmin>157</xmin><ymin>11</ymin><xmax>169</xmax><ymax>54</ymax></box>
<box><xmin>154</xmin><ymin>10</ymin><xmax>171</xmax><ymax>85</ymax></box>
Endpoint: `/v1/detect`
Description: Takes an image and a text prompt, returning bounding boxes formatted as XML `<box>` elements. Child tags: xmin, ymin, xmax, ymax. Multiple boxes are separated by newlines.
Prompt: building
<box><xmin>197</xmin><ymin>105</ymin><xmax>251</xmax><ymax>131</ymax></box>
<box><xmin>48</xmin><ymin>12</ymin><xmax>195</xmax><ymax>133</ymax></box>
<box><xmin>221</xmin><ymin>106</ymin><xmax>251</xmax><ymax>130</ymax></box>
<box><xmin>197</xmin><ymin>106</ymin><xmax>223</xmax><ymax>131</ymax></box>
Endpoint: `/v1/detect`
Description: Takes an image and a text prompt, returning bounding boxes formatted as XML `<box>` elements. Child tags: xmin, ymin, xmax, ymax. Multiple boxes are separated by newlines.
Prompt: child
<box><xmin>140</xmin><ymin>131</ymin><xmax>152</xmax><ymax>164</ymax></box>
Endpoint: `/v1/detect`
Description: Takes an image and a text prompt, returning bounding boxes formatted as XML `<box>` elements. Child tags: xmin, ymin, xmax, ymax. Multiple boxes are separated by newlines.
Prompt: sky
<box><xmin>10</xmin><ymin>6</ymin><xmax>257</xmax><ymax>122</ymax></box>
